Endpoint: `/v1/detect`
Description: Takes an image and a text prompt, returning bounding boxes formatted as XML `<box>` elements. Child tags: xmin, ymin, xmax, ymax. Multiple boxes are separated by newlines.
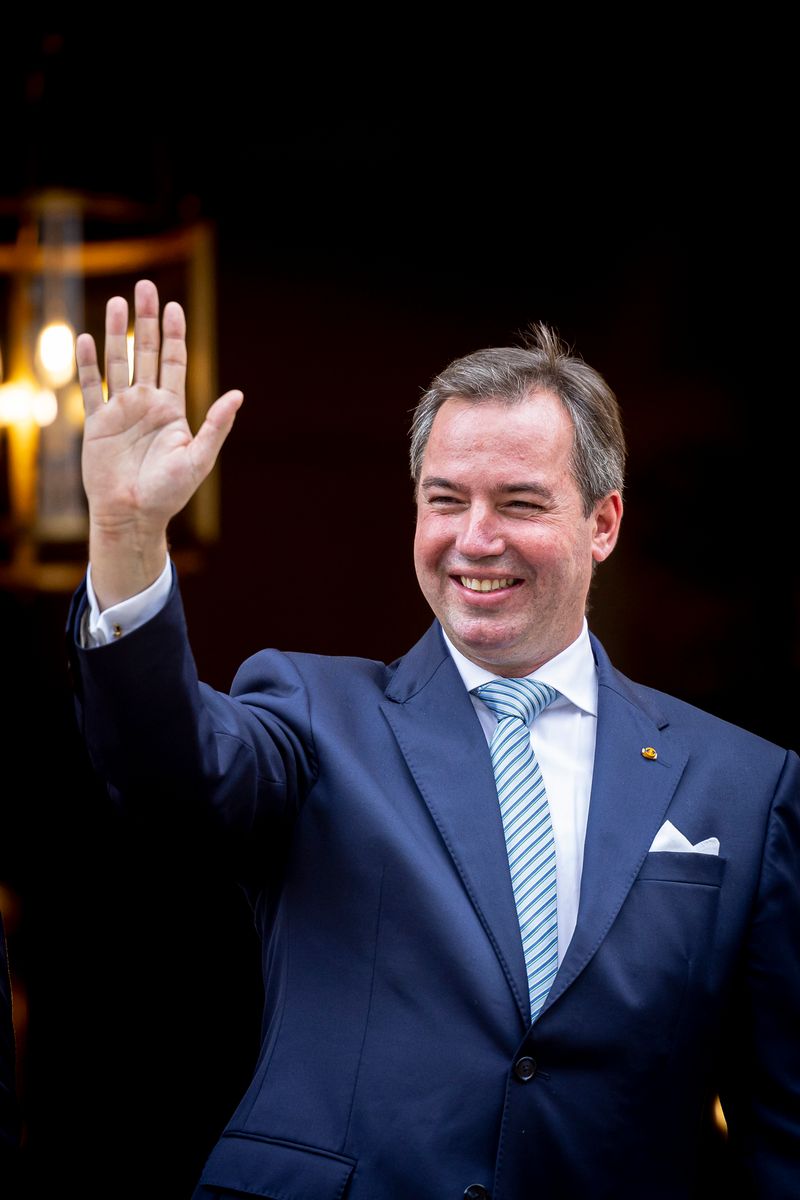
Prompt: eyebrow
<box><xmin>420</xmin><ymin>477</ymin><xmax>555</xmax><ymax>501</ymax></box>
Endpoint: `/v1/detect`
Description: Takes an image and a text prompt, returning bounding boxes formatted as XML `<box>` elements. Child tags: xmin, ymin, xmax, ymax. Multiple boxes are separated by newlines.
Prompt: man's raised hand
<box><xmin>76</xmin><ymin>279</ymin><xmax>243</xmax><ymax>609</ymax></box>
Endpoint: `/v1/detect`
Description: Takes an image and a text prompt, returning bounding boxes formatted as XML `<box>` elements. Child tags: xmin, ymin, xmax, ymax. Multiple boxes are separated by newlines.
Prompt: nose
<box><xmin>455</xmin><ymin>504</ymin><xmax>505</xmax><ymax>559</ymax></box>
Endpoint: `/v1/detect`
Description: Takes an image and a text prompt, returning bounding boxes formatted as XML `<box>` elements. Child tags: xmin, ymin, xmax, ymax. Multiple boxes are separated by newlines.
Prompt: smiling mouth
<box><xmin>458</xmin><ymin>576</ymin><xmax>521</xmax><ymax>592</ymax></box>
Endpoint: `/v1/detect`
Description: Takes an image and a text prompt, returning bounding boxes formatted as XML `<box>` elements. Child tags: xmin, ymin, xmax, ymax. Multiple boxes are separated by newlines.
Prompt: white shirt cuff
<box><xmin>82</xmin><ymin>555</ymin><xmax>172</xmax><ymax>647</ymax></box>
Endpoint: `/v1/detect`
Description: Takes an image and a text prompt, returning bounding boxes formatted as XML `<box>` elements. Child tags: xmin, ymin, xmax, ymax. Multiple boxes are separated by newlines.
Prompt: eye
<box><xmin>427</xmin><ymin>493</ymin><xmax>465</xmax><ymax>508</ymax></box>
<box><xmin>504</xmin><ymin>499</ymin><xmax>543</xmax><ymax>512</ymax></box>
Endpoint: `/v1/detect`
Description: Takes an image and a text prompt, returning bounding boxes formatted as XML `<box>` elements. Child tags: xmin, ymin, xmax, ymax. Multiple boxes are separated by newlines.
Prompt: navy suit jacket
<box><xmin>68</xmin><ymin>575</ymin><xmax>800</xmax><ymax>1200</ymax></box>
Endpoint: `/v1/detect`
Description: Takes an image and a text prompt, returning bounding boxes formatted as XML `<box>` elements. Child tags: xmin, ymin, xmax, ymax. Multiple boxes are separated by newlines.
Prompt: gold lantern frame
<box><xmin>0</xmin><ymin>189</ymin><xmax>219</xmax><ymax>592</ymax></box>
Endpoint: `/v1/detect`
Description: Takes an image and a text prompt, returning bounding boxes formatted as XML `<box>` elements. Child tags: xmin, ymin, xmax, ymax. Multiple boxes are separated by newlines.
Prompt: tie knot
<box><xmin>474</xmin><ymin>677</ymin><xmax>559</xmax><ymax>726</ymax></box>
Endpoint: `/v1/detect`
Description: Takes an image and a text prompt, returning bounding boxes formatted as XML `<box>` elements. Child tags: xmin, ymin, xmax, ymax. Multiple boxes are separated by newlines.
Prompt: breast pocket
<box><xmin>637</xmin><ymin>849</ymin><xmax>726</xmax><ymax>887</ymax></box>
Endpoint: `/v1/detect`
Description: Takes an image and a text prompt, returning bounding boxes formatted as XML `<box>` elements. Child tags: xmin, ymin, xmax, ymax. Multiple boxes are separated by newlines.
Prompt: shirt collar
<box><xmin>441</xmin><ymin>618</ymin><xmax>598</xmax><ymax>717</ymax></box>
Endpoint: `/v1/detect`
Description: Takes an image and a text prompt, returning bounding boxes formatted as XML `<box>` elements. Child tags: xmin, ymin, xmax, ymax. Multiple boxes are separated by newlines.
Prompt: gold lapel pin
<box><xmin>641</xmin><ymin>746</ymin><xmax>658</xmax><ymax>761</ymax></box>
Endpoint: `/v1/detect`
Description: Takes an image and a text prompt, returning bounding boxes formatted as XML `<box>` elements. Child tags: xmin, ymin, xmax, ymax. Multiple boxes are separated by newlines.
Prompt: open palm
<box><xmin>78</xmin><ymin>279</ymin><xmax>242</xmax><ymax>538</ymax></box>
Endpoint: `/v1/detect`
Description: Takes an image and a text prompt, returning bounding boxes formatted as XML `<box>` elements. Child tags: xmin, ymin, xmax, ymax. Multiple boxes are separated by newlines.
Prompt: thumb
<box><xmin>190</xmin><ymin>390</ymin><xmax>244</xmax><ymax>481</ymax></box>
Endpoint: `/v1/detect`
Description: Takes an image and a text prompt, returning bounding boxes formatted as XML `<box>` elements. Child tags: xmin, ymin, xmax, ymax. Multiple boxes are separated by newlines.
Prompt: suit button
<box><xmin>514</xmin><ymin>1055</ymin><xmax>537</xmax><ymax>1081</ymax></box>
<box><xmin>464</xmin><ymin>1187</ymin><xmax>491</xmax><ymax>1200</ymax></box>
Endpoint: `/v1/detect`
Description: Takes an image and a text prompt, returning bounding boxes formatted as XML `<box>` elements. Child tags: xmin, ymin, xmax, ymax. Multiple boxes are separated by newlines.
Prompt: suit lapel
<box><xmin>381</xmin><ymin>622</ymin><xmax>531</xmax><ymax>1028</ymax></box>
<box><xmin>543</xmin><ymin>635</ymin><xmax>690</xmax><ymax>1012</ymax></box>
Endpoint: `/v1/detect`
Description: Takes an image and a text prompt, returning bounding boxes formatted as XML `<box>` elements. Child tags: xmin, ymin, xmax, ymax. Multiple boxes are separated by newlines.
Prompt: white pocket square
<box><xmin>649</xmin><ymin>819</ymin><xmax>720</xmax><ymax>856</ymax></box>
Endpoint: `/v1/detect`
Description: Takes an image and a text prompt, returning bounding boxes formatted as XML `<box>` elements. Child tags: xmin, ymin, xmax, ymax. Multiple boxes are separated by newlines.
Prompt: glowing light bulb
<box><xmin>0</xmin><ymin>381</ymin><xmax>59</xmax><ymax>426</ymax></box>
<box><xmin>37</xmin><ymin>321</ymin><xmax>76</xmax><ymax>387</ymax></box>
<box><xmin>0</xmin><ymin>381</ymin><xmax>35</xmax><ymax>424</ymax></box>
<box><xmin>33</xmin><ymin>388</ymin><xmax>58</xmax><ymax>426</ymax></box>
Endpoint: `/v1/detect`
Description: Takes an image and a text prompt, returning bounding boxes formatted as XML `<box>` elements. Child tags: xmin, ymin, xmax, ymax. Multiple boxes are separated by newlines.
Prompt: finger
<box><xmin>159</xmin><ymin>300</ymin><xmax>187</xmax><ymax>399</ymax></box>
<box><xmin>104</xmin><ymin>296</ymin><xmax>130</xmax><ymax>398</ymax></box>
<box><xmin>75</xmin><ymin>333</ymin><xmax>106</xmax><ymax>415</ymax></box>
<box><xmin>189</xmin><ymin>390</ymin><xmax>244</xmax><ymax>481</ymax></box>
<box><xmin>132</xmin><ymin>279</ymin><xmax>161</xmax><ymax>386</ymax></box>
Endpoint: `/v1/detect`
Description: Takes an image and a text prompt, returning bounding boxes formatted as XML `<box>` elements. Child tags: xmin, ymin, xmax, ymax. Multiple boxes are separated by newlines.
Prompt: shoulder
<box><xmin>230</xmin><ymin>643</ymin><xmax>409</xmax><ymax>700</ymax></box>
<box><xmin>230</xmin><ymin>619</ymin><xmax>447</xmax><ymax>702</ymax></box>
<box><xmin>590</xmin><ymin>632</ymin><xmax>794</xmax><ymax>769</ymax></box>
<box><xmin>282</xmin><ymin>648</ymin><xmax>397</xmax><ymax>691</ymax></box>
<box><xmin>637</xmin><ymin>680</ymin><xmax>791</xmax><ymax>765</ymax></box>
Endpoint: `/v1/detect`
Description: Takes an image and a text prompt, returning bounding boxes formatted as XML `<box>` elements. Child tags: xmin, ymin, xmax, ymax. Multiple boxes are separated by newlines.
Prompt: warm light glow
<box><xmin>32</xmin><ymin>388</ymin><xmax>58</xmax><ymax>426</ymax></box>
<box><xmin>0</xmin><ymin>381</ymin><xmax>36</xmax><ymax>424</ymax></box>
<box><xmin>36</xmin><ymin>321</ymin><xmax>76</xmax><ymax>387</ymax></box>
<box><xmin>713</xmin><ymin>1095</ymin><xmax>728</xmax><ymax>1135</ymax></box>
<box><xmin>64</xmin><ymin>383</ymin><xmax>86</xmax><ymax>427</ymax></box>
<box><xmin>0</xmin><ymin>382</ymin><xmax>40</xmax><ymax>527</ymax></box>
<box><xmin>0</xmin><ymin>380</ymin><xmax>59</xmax><ymax>426</ymax></box>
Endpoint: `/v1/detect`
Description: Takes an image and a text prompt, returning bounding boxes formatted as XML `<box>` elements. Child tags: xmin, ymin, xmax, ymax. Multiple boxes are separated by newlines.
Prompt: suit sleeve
<box><xmin>67</xmin><ymin>570</ymin><xmax>318</xmax><ymax>853</ymax></box>
<box><xmin>718</xmin><ymin>747</ymin><xmax>800</xmax><ymax>1199</ymax></box>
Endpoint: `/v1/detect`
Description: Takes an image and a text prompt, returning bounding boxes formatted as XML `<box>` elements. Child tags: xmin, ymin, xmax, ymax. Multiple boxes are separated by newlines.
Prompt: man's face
<box><xmin>413</xmin><ymin>392</ymin><xmax>622</xmax><ymax>676</ymax></box>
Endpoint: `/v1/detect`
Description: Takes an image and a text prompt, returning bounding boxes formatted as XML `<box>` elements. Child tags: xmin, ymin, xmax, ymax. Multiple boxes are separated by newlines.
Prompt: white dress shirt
<box><xmin>84</xmin><ymin>555</ymin><xmax>173</xmax><ymax>646</ymax></box>
<box><xmin>442</xmin><ymin>625</ymin><xmax>598</xmax><ymax>965</ymax></box>
<box><xmin>85</xmin><ymin>560</ymin><xmax>598</xmax><ymax>961</ymax></box>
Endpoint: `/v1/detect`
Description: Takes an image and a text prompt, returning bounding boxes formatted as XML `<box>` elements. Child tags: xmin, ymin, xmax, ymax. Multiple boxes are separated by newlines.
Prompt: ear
<box><xmin>590</xmin><ymin>491</ymin><xmax>623</xmax><ymax>563</ymax></box>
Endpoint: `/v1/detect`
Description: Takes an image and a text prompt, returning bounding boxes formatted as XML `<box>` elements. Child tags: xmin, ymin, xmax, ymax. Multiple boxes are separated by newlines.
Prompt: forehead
<box><xmin>422</xmin><ymin>392</ymin><xmax>575</xmax><ymax>476</ymax></box>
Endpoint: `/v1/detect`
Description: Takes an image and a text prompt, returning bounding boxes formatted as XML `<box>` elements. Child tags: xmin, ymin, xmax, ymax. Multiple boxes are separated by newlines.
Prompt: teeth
<box><xmin>460</xmin><ymin>577</ymin><xmax>516</xmax><ymax>592</ymax></box>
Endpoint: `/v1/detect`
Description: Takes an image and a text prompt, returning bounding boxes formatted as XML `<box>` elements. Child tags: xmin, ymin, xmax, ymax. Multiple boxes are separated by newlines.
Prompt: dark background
<box><xmin>0</xmin><ymin>24</ymin><xmax>796</xmax><ymax>1199</ymax></box>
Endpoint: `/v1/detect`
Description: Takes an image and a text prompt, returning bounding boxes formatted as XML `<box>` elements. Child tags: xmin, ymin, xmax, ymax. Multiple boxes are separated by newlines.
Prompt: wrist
<box><xmin>89</xmin><ymin>522</ymin><xmax>169</xmax><ymax>611</ymax></box>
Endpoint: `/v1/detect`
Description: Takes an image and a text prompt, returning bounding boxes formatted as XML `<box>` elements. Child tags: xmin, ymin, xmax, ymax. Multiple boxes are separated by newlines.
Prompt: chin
<box><xmin>448</xmin><ymin>624</ymin><xmax>522</xmax><ymax>663</ymax></box>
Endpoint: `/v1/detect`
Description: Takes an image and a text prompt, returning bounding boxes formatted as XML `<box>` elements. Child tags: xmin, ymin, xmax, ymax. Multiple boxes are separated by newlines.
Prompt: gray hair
<box><xmin>409</xmin><ymin>323</ymin><xmax>626</xmax><ymax>517</ymax></box>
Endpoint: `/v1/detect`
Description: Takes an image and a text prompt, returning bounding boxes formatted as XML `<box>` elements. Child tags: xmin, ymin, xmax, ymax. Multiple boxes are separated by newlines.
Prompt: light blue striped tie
<box><xmin>474</xmin><ymin>677</ymin><xmax>559</xmax><ymax>1023</ymax></box>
